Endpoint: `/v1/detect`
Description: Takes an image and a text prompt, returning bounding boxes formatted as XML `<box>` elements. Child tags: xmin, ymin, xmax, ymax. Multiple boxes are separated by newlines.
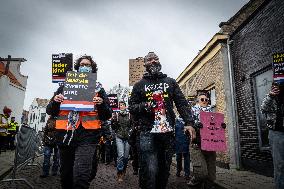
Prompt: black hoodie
<box><xmin>129</xmin><ymin>72</ymin><xmax>194</xmax><ymax>131</ymax></box>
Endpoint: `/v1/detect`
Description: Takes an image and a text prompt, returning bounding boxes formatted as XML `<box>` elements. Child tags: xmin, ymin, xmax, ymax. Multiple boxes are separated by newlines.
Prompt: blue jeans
<box><xmin>42</xmin><ymin>145</ymin><xmax>59</xmax><ymax>176</ymax></box>
<box><xmin>269</xmin><ymin>130</ymin><xmax>284</xmax><ymax>189</ymax></box>
<box><xmin>176</xmin><ymin>152</ymin><xmax>190</xmax><ymax>177</ymax></box>
<box><xmin>139</xmin><ymin>131</ymin><xmax>174</xmax><ymax>189</ymax></box>
<box><xmin>116</xmin><ymin>136</ymin><xmax>130</xmax><ymax>172</ymax></box>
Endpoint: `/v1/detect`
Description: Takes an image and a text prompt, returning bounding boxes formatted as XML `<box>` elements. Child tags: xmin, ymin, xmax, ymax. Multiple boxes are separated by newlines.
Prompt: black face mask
<box><xmin>145</xmin><ymin>62</ymin><xmax>162</xmax><ymax>75</ymax></box>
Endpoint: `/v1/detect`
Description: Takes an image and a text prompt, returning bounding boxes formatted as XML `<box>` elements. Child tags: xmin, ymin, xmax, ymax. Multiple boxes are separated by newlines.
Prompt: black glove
<box><xmin>195</xmin><ymin>122</ymin><xmax>203</xmax><ymax>128</ymax></box>
<box><xmin>221</xmin><ymin>123</ymin><xmax>226</xmax><ymax>129</ymax></box>
<box><xmin>144</xmin><ymin>103</ymin><xmax>152</xmax><ymax>113</ymax></box>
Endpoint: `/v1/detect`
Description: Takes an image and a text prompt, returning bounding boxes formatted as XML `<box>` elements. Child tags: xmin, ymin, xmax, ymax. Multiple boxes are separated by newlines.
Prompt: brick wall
<box><xmin>230</xmin><ymin>0</ymin><xmax>284</xmax><ymax>175</ymax></box>
<box><xmin>182</xmin><ymin>49</ymin><xmax>230</xmax><ymax>165</ymax></box>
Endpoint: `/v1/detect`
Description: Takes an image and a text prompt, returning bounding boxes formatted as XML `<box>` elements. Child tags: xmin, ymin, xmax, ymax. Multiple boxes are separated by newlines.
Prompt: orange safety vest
<box><xmin>56</xmin><ymin>110</ymin><xmax>101</xmax><ymax>130</ymax></box>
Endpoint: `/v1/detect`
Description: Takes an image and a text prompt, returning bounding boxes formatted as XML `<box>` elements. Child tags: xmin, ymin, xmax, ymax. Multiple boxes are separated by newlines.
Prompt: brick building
<box><xmin>176</xmin><ymin>0</ymin><xmax>282</xmax><ymax>175</ymax></box>
<box><xmin>226</xmin><ymin>0</ymin><xmax>284</xmax><ymax>176</ymax></box>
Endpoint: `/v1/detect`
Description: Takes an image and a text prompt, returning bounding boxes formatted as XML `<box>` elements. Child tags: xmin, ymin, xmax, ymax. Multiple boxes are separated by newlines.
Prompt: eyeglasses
<box><xmin>200</xmin><ymin>98</ymin><xmax>209</xmax><ymax>102</ymax></box>
<box><xmin>146</xmin><ymin>57</ymin><xmax>159</xmax><ymax>62</ymax></box>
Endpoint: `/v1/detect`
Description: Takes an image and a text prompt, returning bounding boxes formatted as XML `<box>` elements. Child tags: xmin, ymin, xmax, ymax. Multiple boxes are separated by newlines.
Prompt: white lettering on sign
<box><xmin>63</xmin><ymin>90</ymin><xmax>78</xmax><ymax>96</ymax></box>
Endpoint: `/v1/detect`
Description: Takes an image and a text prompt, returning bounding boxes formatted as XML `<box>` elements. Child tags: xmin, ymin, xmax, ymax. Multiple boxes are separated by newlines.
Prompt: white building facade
<box><xmin>28</xmin><ymin>98</ymin><xmax>49</xmax><ymax>132</ymax></box>
<box><xmin>0</xmin><ymin>58</ymin><xmax>28</xmax><ymax>124</ymax></box>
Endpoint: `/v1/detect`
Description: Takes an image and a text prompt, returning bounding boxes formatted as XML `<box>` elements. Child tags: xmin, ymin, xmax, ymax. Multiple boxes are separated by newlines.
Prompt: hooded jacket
<box><xmin>129</xmin><ymin>72</ymin><xmax>194</xmax><ymax>132</ymax></box>
<box><xmin>261</xmin><ymin>94</ymin><xmax>284</xmax><ymax>132</ymax></box>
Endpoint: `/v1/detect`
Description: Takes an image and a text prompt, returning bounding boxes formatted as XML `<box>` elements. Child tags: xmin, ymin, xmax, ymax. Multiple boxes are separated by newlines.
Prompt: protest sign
<box><xmin>200</xmin><ymin>111</ymin><xmax>226</xmax><ymax>151</ymax></box>
<box><xmin>52</xmin><ymin>53</ymin><xmax>73</xmax><ymax>83</ymax></box>
<box><xmin>273</xmin><ymin>52</ymin><xmax>284</xmax><ymax>84</ymax></box>
<box><xmin>108</xmin><ymin>94</ymin><xmax>119</xmax><ymax>111</ymax></box>
<box><xmin>60</xmin><ymin>71</ymin><xmax>97</xmax><ymax>111</ymax></box>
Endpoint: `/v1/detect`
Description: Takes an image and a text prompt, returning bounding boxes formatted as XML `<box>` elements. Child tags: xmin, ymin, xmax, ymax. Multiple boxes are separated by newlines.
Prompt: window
<box><xmin>40</xmin><ymin>113</ymin><xmax>46</xmax><ymax>123</ymax></box>
<box><xmin>252</xmin><ymin>68</ymin><xmax>273</xmax><ymax>149</ymax></box>
<box><xmin>205</xmin><ymin>86</ymin><xmax>216</xmax><ymax>112</ymax></box>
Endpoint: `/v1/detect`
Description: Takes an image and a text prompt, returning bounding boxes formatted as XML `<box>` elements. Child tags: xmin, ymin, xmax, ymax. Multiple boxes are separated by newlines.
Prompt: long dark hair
<box><xmin>74</xmin><ymin>55</ymin><xmax>98</xmax><ymax>73</ymax></box>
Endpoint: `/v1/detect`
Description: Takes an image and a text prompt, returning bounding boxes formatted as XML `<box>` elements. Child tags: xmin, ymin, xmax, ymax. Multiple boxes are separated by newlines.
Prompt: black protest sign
<box><xmin>60</xmin><ymin>71</ymin><xmax>97</xmax><ymax>111</ymax></box>
<box><xmin>108</xmin><ymin>94</ymin><xmax>119</xmax><ymax>111</ymax></box>
<box><xmin>273</xmin><ymin>52</ymin><xmax>284</xmax><ymax>83</ymax></box>
<box><xmin>52</xmin><ymin>53</ymin><xmax>73</xmax><ymax>83</ymax></box>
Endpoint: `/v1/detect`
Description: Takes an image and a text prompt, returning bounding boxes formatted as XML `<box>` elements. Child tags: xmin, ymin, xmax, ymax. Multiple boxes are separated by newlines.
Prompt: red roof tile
<box><xmin>0</xmin><ymin>62</ymin><xmax>23</xmax><ymax>88</ymax></box>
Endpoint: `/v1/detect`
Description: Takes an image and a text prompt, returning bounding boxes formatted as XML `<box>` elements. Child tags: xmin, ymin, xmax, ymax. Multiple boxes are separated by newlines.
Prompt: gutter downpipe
<box><xmin>227</xmin><ymin>36</ymin><xmax>241</xmax><ymax>169</ymax></box>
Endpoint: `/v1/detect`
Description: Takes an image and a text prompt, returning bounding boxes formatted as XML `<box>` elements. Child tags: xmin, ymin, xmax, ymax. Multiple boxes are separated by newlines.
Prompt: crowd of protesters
<box><xmin>37</xmin><ymin>52</ymin><xmax>283</xmax><ymax>189</ymax></box>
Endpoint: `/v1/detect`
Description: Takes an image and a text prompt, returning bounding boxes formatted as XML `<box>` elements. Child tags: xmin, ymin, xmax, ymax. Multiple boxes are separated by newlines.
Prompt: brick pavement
<box><xmin>0</xmin><ymin>155</ymin><xmax>222</xmax><ymax>189</ymax></box>
<box><xmin>0</xmin><ymin>154</ymin><xmax>274</xmax><ymax>189</ymax></box>
<box><xmin>0</xmin><ymin>150</ymin><xmax>14</xmax><ymax>179</ymax></box>
<box><xmin>215</xmin><ymin>167</ymin><xmax>274</xmax><ymax>189</ymax></box>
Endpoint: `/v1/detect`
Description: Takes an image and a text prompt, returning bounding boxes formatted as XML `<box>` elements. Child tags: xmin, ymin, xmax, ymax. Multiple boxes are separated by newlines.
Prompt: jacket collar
<box><xmin>143</xmin><ymin>72</ymin><xmax>167</xmax><ymax>80</ymax></box>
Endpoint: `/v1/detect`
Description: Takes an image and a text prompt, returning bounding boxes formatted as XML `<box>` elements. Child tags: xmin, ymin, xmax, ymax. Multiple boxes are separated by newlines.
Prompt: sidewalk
<box><xmin>171</xmin><ymin>155</ymin><xmax>274</xmax><ymax>189</ymax></box>
<box><xmin>0</xmin><ymin>150</ymin><xmax>15</xmax><ymax>179</ymax></box>
<box><xmin>215</xmin><ymin>166</ymin><xmax>274</xmax><ymax>189</ymax></box>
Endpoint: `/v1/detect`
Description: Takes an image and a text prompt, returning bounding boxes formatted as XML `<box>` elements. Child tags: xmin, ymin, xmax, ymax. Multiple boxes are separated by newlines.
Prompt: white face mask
<box><xmin>79</xmin><ymin>66</ymin><xmax>92</xmax><ymax>73</ymax></box>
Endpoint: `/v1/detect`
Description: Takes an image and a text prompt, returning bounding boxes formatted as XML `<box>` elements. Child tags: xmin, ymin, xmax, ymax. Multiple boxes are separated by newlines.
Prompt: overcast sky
<box><xmin>0</xmin><ymin>0</ymin><xmax>249</xmax><ymax>110</ymax></box>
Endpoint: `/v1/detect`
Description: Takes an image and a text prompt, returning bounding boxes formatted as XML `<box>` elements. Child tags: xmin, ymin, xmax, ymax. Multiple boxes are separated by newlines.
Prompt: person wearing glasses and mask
<box><xmin>188</xmin><ymin>91</ymin><xmax>221</xmax><ymax>189</ymax></box>
<box><xmin>46</xmin><ymin>55</ymin><xmax>112</xmax><ymax>189</ymax></box>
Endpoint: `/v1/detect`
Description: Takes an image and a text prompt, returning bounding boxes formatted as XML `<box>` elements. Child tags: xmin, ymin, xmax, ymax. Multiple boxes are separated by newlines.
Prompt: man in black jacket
<box><xmin>46</xmin><ymin>55</ymin><xmax>112</xmax><ymax>189</ymax></box>
<box><xmin>129</xmin><ymin>52</ymin><xmax>195</xmax><ymax>189</ymax></box>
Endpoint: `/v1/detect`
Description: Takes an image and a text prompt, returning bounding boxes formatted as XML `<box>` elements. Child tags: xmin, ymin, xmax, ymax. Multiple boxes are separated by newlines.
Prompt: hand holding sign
<box><xmin>269</xmin><ymin>84</ymin><xmax>280</xmax><ymax>96</ymax></box>
<box><xmin>184</xmin><ymin>125</ymin><xmax>196</xmax><ymax>142</ymax></box>
<box><xmin>93</xmin><ymin>97</ymin><xmax>103</xmax><ymax>105</ymax></box>
<box><xmin>54</xmin><ymin>94</ymin><xmax>64</xmax><ymax>103</ymax></box>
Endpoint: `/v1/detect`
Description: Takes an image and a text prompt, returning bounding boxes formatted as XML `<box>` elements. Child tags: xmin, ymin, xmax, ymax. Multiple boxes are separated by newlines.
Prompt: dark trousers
<box><xmin>131</xmin><ymin>143</ymin><xmax>139</xmax><ymax>172</ymax></box>
<box><xmin>7</xmin><ymin>133</ymin><xmax>16</xmax><ymax>150</ymax></box>
<box><xmin>104</xmin><ymin>140</ymin><xmax>112</xmax><ymax>163</ymax></box>
<box><xmin>139</xmin><ymin>131</ymin><xmax>174</xmax><ymax>189</ymax></box>
<box><xmin>59</xmin><ymin>144</ymin><xmax>96</xmax><ymax>189</ymax></box>
<box><xmin>269</xmin><ymin>130</ymin><xmax>284</xmax><ymax>189</ymax></box>
<box><xmin>111</xmin><ymin>139</ymin><xmax>118</xmax><ymax>165</ymax></box>
<box><xmin>176</xmin><ymin>152</ymin><xmax>190</xmax><ymax>177</ymax></box>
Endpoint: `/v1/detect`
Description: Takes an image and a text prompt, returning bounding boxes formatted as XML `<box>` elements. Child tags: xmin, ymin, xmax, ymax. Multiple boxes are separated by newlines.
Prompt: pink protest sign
<box><xmin>200</xmin><ymin>112</ymin><xmax>226</xmax><ymax>152</ymax></box>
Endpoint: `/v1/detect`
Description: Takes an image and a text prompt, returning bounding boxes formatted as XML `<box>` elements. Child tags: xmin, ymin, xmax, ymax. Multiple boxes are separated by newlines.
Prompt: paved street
<box><xmin>1</xmin><ymin>155</ymin><xmax>219</xmax><ymax>189</ymax></box>
<box><xmin>0</xmin><ymin>151</ymin><xmax>274</xmax><ymax>189</ymax></box>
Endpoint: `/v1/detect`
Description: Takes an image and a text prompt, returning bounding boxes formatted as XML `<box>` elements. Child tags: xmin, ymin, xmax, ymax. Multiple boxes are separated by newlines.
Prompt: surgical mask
<box><xmin>79</xmin><ymin>66</ymin><xmax>92</xmax><ymax>73</ymax></box>
<box><xmin>145</xmin><ymin>62</ymin><xmax>161</xmax><ymax>75</ymax></box>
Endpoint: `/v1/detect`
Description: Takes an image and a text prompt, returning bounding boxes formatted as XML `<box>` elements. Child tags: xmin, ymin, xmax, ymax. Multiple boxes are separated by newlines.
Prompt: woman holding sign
<box><xmin>46</xmin><ymin>55</ymin><xmax>112</xmax><ymax>189</ymax></box>
<box><xmin>188</xmin><ymin>92</ymin><xmax>226</xmax><ymax>189</ymax></box>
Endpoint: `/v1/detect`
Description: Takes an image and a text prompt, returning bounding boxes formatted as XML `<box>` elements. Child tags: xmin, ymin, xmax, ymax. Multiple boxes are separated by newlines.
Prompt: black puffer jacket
<box><xmin>46</xmin><ymin>84</ymin><xmax>112</xmax><ymax>146</ymax></box>
<box><xmin>129</xmin><ymin>72</ymin><xmax>194</xmax><ymax>131</ymax></box>
<box><xmin>42</xmin><ymin>117</ymin><xmax>57</xmax><ymax>147</ymax></box>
